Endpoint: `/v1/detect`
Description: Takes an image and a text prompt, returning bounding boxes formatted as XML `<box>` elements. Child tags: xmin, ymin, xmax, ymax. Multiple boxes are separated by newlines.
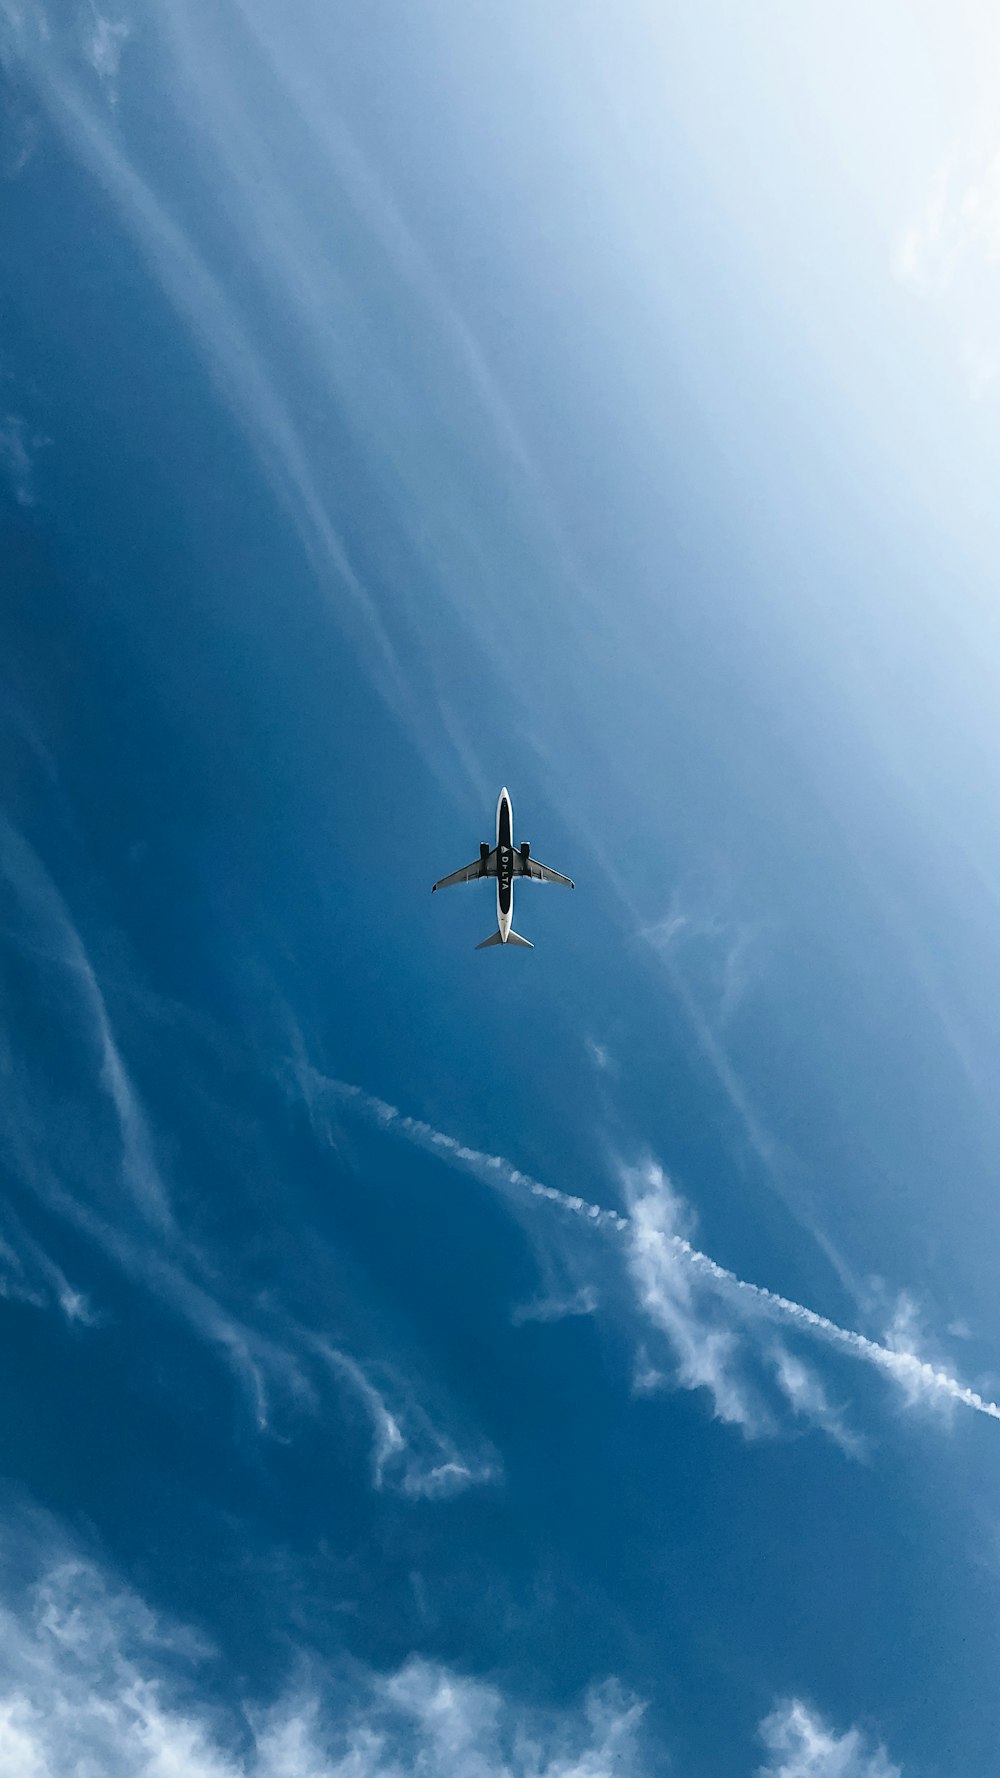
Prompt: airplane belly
<box><xmin>496</xmin><ymin>847</ymin><xmax>513</xmax><ymax>920</ymax></box>
<box><xmin>496</xmin><ymin>790</ymin><xmax>514</xmax><ymax>928</ymax></box>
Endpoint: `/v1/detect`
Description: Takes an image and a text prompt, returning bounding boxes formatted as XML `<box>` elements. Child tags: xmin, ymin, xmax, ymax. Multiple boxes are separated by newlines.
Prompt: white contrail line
<box><xmin>301</xmin><ymin>1070</ymin><xmax>1000</xmax><ymax>1429</ymax></box>
<box><xmin>669</xmin><ymin>1235</ymin><xmax>1000</xmax><ymax>1424</ymax></box>
<box><xmin>300</xmin><ymin>1070</ymin><xmax>629</xmax><ymax>1232</ymax></box>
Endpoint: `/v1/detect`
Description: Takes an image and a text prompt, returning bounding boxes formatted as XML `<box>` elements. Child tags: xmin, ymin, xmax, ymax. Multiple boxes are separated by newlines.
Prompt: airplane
<box><xmin>432</xmin><ymin>786</ymin><xmax>574</xmax><ymax>949</ymax></box>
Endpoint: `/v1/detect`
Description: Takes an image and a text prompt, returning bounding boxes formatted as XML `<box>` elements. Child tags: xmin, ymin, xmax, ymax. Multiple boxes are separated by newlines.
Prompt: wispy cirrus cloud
<box><xmin>894</xmin><ymin>13</ymin><xmax>1000</xmax><ymax>402</ymax></box>
<box><xmin>622</xmin><ymin>1163</ymin><xmax>863</xmax><ymax>1448</ymax></box>
<box><xmin>0</xmin><ymin>0</ymin><xmax>571</xmax><ymax>780</ymax></box>
<box><xmin>0</xmin><ymin>1199</ymin><xmax>96</xmax><ymax>1327</ymax></box>
<box><xmin>621</xmin><ymin>1155</ymin><xmax>1000</xmax><ymax>1436</ymax></box>
<box><xmin>622</xmin><ymin>1160</ymin><xmax>766</xmax><ymax>1433</ymax></box>
<box><xmin>642</xmin><ymin>891</ymin><xmax>766</xmax><ymax>1033</ymax></box>
<box><xmin>511</xmin><ymin>1284</ymin><xmax>600</xmax><ymax>1326</ymax></box>
<box><xmin>82</xmin><ymin>6</ymin><xmax>131</xmax><ymax>103</ymax></box>
<box><xmin>0</xmin><ymin>814</ymin><xmax>173</xmax><ymax>1233</ymax></box>
<box><xmin>768</xmin><ymin>1345</ymin><xmax>868</xmax><ymax>1462</ymax></box>
<box><xmin>635</xmin><ymin>881</ymin><xmax>865</xmax><ymax>1315</ymax></box>
<box><xmin>758</xmin><ymin>1699</ymin><xmax>901</xmax><ymax>1778</ymax></box>
<box><xmin>0</xmin><ymin>1522</ymin><xmax>910</xmax><ymax>1778</ymax></box>
<box><xmin>318</xmin><ymin>1344</ymin><xmax>501</xmax><ymax>1500</ymax></box>
<box><xmin>0</xmin><ymin>414</ymin><xmax>42</xmax><ymax>506</ymax></box>
<box><xmin>585</xmin><ymin>1035</ymin><xmax>617</xmax><ymax>1076</ymax></box>
<box><xmin>895</xmin><ymin>136</ymin><xmax>1000</xmax><ymax>397</ymax></box>
<box><xmin>0</xmin><ymin>0</ymin><xmax>405</xmax><ymax>704</ymax></box>
<box><xmin>0</xmin><ymin>1529</ymin><xmax>649</xmax><ymax>1777</ymax></box>
<box><xmin>1</xmin><ymin>821</ymin><xmax>495</xmax><ymax>1481</ymax></box>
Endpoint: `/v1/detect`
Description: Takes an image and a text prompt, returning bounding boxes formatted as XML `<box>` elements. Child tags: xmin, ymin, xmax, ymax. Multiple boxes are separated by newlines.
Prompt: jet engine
<box><xmin>480</xmin><ymin>842</ymin><xmax>490</xmax><ymax>862</ymax></box>
<box><xmin>520</xmin><ymin>842</ymin><xmax>531</xmax><ymax>859</ymax></box>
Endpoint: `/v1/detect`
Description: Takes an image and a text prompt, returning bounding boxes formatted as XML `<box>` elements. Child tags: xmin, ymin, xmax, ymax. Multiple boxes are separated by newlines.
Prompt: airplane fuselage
<box><xmin>495</xmin><ymin>786</ymin><xmax>514</xmax><ymax>940</ymax></box>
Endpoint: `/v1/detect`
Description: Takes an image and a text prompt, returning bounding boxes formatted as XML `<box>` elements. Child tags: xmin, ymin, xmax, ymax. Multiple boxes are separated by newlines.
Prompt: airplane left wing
<box><xmin>432</xmin><ymin>853</ymin><xmax>496</xmax><ymax>891</ymax></box>
<box><xmin>517</xmin><ymin>855</ymin><xmax>575</xmax><ymax>888</ymax></box>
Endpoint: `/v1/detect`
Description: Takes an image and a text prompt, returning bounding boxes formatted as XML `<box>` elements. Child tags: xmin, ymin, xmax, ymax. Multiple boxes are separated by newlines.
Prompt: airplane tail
<box><xmin>475</xmin><ymin>929</ymin><xmax>534</xmax><ymax>950</ymax></box>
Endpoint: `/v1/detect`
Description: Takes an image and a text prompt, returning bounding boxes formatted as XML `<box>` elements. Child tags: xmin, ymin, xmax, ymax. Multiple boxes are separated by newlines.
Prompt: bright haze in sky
<box><xmin>2</xmin><ymin>3</ymin><xmax>1000</xmax><ymax>1775</ymax></box>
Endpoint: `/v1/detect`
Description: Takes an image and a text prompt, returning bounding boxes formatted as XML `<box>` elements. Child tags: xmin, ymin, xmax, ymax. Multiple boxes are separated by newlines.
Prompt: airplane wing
<box><xmin>517</xmin><ymin>855</ymin><xmax>575</xmax><ymax>888</ymax></box>
<box><xmin>432</xmin><ymin>852</ymin><xmax>496</xmax><ymax>891</ymax></box>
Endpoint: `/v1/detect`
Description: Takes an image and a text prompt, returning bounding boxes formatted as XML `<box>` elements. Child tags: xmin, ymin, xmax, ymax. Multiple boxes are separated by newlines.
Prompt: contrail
<box><xmin>669</xmin><ymin>1233</ymin><xmax>1000</xmax><ymax>1424</ymax></box>
<box><xmin>298</xmin><ymin>1071</ymin><xmax>1000</xmax><ymax>1429</ymax></box>
<box><xmin>297</xmin><ymin>1070</ymin><xmax>629</xmax><ymax>1233</ymax></box>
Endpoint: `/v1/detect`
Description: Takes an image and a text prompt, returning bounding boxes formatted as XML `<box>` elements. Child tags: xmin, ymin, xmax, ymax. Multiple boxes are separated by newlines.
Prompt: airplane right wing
<box><xmin>517</xmin><ymin>855</ymin><xmax>575</xmax><ymax>888</ymax></box>
<box><xmin>432</xmin><ymin>852</ymin><xmax>496</xmax><ymax>891</ymax></box>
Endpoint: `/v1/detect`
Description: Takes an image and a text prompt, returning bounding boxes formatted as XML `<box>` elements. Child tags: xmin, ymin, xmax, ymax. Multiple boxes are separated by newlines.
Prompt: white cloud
<box><xmin>636</xmin><ymin>889</ymin><xmax>861</xmax><ymax>1312</ymax></box>
<box><xmin>0</xmin><ymin>4</ymin><xmax>406</xmax><ymax>711</ymax></box>
<box><xmin>0</xmin><ymin>815</ymin><xmax>173</xmax><ymax>1233</ymax></box>
<box><xmin>0</xmin><ymin>415</ymin><xmax>37</xmax><ymax>504</ymax></box>
<box><xmin>0</xmin><ymin>0</ymin><xmax>566</xmax><ymax>764</ymax></box>
<box><xmin>769</xmin><ymin>1346</ymin><xmax>867</xmax><ymax>1462</ymax></box>
<box><xmin>0</xmin><ymin>1204</ymin><xmax>97</xmax><ymax>1327</ymax></box>
<box><xmin>82</xmin><ymin>8</ymin><xmax>130</xmax><ymax>99</ymax></box>
<box><xmin>0</xmin><ymin>84</ymin><xmax>41</xmax><ymax>179</ymax></box>
<box><xmin>623</xmin><ymin>1167</ymin><xmax>865</xmax><ymax>1451</ymax></box>
<box><xmin>318</xmin><ymin>1344</ymin><xmax>501</xmax><ymax>1500</ymax></box>
<box><xmin>1</xmin><ymin>832</ymin><xmax>502</xmax><ymax>1479</ymax></box>
<box><xmin>0</xmin><ymin>1539</ymin><xmax>648</xmax><ymax>1778</ymax></box>
<box><xmin>584</xmin><ymin>1037</ymin><xmax>616</xmax><ymax>1076</ymax></box>
<box><xmin>631</xmin><ymin>1345</ymin><xmax>668</xmax><ymax>1396</ymax></box>
<box><xmin>642</xmin><ymin>893</ymin><xmax>766</xmax><ymax>1032</ymax></box>
<box><xmin>511</xmin><ymin>1285</ymin><xmax>600</xmax><ymax>1326</ymax></box>
<box><xmin>874</xmin><ymin>1290</ymin><xmax>988</xmax><ymax>1423</ymax></box>
<box><xmin>889</xmin><ymin>95</ymin><xmax>1000</xmax><ymax>398</ymax></box>
<box><xmin>652</xmin><ymin>1195</ymin><xmax>1000</xmax><ymax>1431</ymax></box>
<box><xmin>758</xmin><ymin>1700</ymin><xmax>901</xmax><ymax>1778</ymax></box>
<box><xmin>622</xmin><ymin>1159</ymin><xmax>765</xmax><ymax>1433</ymax></box>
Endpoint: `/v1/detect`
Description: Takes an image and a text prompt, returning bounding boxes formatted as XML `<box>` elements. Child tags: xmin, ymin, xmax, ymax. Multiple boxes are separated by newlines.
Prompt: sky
<box><xmin>2</xmin><ymin>1</ymin><xmax>1000</xmax><ymax>1773</ymax></box>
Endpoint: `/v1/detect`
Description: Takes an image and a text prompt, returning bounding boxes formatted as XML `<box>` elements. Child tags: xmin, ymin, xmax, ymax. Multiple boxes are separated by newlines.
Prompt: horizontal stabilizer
<box><xmin>476</xmin><ymin>929</ymin><xmax>534</xmax><ymax>949</ymax></box>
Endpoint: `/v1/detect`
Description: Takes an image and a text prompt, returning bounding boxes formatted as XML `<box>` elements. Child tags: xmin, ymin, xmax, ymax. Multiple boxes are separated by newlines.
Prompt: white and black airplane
<box><xmin>432</xmin><ymin>786</ymin><xmax>574</xmax><ymax>949</ymax></box>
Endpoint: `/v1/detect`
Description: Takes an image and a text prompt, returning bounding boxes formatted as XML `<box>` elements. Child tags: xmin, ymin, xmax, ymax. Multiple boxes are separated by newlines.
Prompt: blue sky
<box><xmin>2</xmin><ymin>2</ymin><xmax>1000</xmax><ymax>1773</ymax></box>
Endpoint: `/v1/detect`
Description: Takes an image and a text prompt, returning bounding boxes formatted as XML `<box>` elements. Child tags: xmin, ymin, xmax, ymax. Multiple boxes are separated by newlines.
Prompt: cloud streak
<box><xmin>0</xmin><ymin>814</ymin><xmax>173</xmax><ymax>1232</ymax></box>
<box><xmin>301</xmin><ymin>1070</ymin><xmax>1000</xmax><ymax>1432</ymax></box>
<box><xmin>0</xmin><ymin>0</ymin><xmax>404</xmax><ymax>700</ymax></box>
<box><xmin>895</xmin><ymin>25</ymin><xmax>1000</xmax><ymax>404</ymax></box>
<box><xmin>317</xmin><ymin>1344</ymin><xmax>500</xmax><ymax>1499</ymax></box>
<box><xmin>1</xmin><ymin>826</ymin><xmax>500</xmax><ymax>1480</ymax></box>
<box><xmin>511</xmin><ymin>1285</ymin><xmax>600</xmax><ymax>1326</ymax></box>
<box><xmin>0</xmin><ymin>413</ymin><xmax>38</xmax><ymax>505</ymax></box>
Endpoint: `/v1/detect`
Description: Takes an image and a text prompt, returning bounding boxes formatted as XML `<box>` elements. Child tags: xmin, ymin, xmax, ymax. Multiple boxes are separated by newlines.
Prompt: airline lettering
<box><xmin>497</xmin><ymin>845</ymin><xmax>514</xmax><ymax>917</ymax></box>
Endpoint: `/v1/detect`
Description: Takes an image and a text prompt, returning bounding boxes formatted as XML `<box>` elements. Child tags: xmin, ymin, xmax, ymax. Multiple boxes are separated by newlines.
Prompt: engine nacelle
<box><xmin>480</xmin><ymin>842</ymin><xmax>490</xmax><ymax>862</ymax></box>
<box><xmin>520</xmin><ymin>842</ymin><xmax>531</xmax><ymax>859</ymax></box>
